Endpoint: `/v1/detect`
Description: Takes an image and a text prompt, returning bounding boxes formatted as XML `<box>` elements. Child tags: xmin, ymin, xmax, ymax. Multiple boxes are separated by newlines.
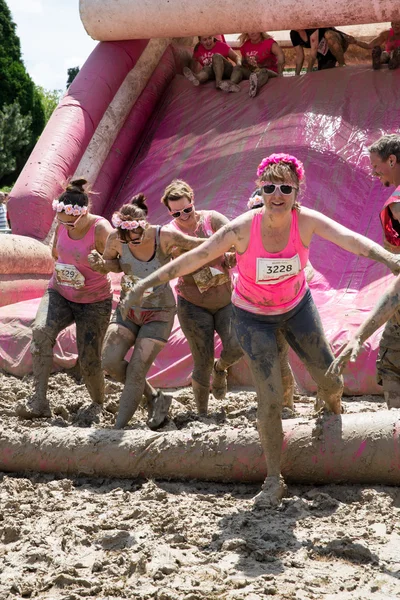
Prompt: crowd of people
<box><xmin>15</xmin><ymin>132</ymin><xmax>400</xmax><ymax>507</ymax></box>
<box><xmin>182</xmin><ymin>22</ymin><xmax>400</xmax><ymax>96</ymax></box>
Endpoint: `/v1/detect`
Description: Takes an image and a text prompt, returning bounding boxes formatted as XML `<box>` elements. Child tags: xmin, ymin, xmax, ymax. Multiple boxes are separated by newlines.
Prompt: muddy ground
<box><xmin>1</xmin><ymin>370</ymin><xmax>400</xmax><ymax>600</ymax></box>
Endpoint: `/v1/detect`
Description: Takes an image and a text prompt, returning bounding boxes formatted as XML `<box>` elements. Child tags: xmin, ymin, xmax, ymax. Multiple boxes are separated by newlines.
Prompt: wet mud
<box><xmin>1</xmin><ymin>370</ymin><xmax>400</xmax><ymax>599</ymax></box>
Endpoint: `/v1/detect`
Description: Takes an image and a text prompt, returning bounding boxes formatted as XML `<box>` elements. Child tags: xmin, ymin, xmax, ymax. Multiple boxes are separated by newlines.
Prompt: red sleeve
<box><xmin>214</xmin><ymin>41</ymin><xmax>232</xmax><ymax>58</ymax></box>
<box><xmin>262</xmin><ymin>38</ymin><xmax>276</xmax><ymax>53</ymax></box>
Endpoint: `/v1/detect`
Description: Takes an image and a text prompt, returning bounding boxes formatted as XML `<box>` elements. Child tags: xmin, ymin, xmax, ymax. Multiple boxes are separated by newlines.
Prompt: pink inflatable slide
<box><xmin>2</xmin><ymin>38</ymin><xmax>400</xmax><ymax>394</ymax></box>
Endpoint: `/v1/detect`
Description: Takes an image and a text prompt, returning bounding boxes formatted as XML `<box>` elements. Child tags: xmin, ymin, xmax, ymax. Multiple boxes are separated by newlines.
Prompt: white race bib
<box><xmin>256</xmin><ymin>255</ymin><xmax>301</xmax><ymax>285</ymax></box>
<box><xmin>121</xmin><ymin>274</ymin><xmax>154</xmax><ymax>297</ymax></box>
<box><xmin>317</xmin><ymin>37</ymin><xmax>329</xmax><ymax>56</ymax></box>
<box><xmin>55</xmin><ymin>263</ymin><xmax>85</xmax><ymax>289</ymax></box>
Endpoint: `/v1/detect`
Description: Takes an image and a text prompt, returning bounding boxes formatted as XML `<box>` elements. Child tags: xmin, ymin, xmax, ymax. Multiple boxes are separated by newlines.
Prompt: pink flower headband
<box><xmin>52</xmin><ymin>199</ymin><xmax>88</xmax><ymax>216</ymax></box>
<box><xmin>257</xmin><ymin>153</ymin><xmax>305</xmax><ymax>182</ymax></box>
<box><xmin>247</xmin><ymin>194</ymin><xmax>264</xmax><ymax>209</ymax></box>
<box><xmin>112</xmin><ymin>213</ymin><xmax>147</xmax><ymax>230</ymax></box>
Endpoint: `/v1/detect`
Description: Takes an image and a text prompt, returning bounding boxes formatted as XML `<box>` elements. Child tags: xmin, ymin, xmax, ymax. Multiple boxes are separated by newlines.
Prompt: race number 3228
<box><xmin>256</xmin><ymin>255</ymin><xmax>301</xmax><ymax>284</ymax></box>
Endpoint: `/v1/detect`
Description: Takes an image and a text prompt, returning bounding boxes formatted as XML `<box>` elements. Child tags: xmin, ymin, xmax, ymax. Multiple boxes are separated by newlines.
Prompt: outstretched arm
<box><xmin>327</xmin><ymin>276</ymin><xmax>400</xmax><ymax>375</ymax></box>
<box><xmin>353</xmin><ymin>31</ymin><xmax>388</xmax><ymax>50</ymax></box>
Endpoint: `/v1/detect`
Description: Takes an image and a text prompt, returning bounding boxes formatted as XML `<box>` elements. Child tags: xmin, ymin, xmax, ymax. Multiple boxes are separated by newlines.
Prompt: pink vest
<box><xmin>49</xmin><ymin>217</ymin><xmax>112</xmax><ymax>303</ymax></box>
<box><xmin>232</xmin><ymin>209</ymin><xmax>309</xmax><ymax>315</ymax></box>
<box><xmin>379</xmin><ymin>186</ymin><xmax>400</xmax><ymax>248</ymax></box>
<box><xmin>385</xmin><ymin>28</ymin><xmax>400</xmax><ymax>53</ymax></box>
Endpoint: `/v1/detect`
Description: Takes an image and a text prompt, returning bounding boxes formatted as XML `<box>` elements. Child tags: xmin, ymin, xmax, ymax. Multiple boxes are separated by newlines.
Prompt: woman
<box><xmin>183</xmin><ymin>35</ymin><xmax>241</xmax><ymax>92</ymax></box>
<box><xmin>161</xmin><ymin>179</ymin><xmax>244</xmax><ymax>415</ymax></box>
<box><xmin>88</xmin><ymin>194</ymin><xmax>204</xmax><ymax>429</ymax></box>
<box><xmin>119</xmin><ymin>155</ymin><xmax>400</xmax><ymax>506</ymax></box>
<box><xmin>17</xmin><ymin>178</ymin><xmax>114</xmax><ymax>419</ymax></box>
<box><xmin>224</xmin><ymin>32</ymin><xmax>284</xmax><ymax>97</ymax></box>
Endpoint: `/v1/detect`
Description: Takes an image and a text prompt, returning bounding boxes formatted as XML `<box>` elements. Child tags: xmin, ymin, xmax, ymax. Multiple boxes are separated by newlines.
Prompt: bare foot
<box><xmin>16</xmin><ymin>395</ymin><xmax>52</xmax><ymax>419</ymax></box>
<box><xmin>183</xmin><ymin>67</ymin><xmax>200</xmax><ymax>86</ymax></box>
<box><xmin>211</xmin><ymin>360</ymin><xmax>228</xmax><ymax>399</ymax></box>
<box><xmin>249</xmin><ymin>72</ymin><xmax>258</xmax><ymax>98</ymax></box>
<box><xmin>217</xmin><ymin>80</ymin><xmax>241</xmax><ymax>93</ymax></box>
<box><xmin>253</xmin><ymin>475</ymin><xmax>287</xmax><ymax>508</ymax></box>
<box><xmin>147</xmin><ymin>390</ymin><xmax>172</xmax><ymax>430</ymax></box>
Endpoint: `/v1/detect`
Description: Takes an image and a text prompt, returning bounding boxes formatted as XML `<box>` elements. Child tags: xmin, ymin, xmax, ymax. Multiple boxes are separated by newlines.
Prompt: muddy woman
<box><xmin>88</xmin><ymin>193</ymin><xmax>204</xmax><ymax>429</ymax></box>
<box><xmin>118</xmin><ymin>154</ymin><xmax>400</xmax><ymax>507</ymax></box>
<box><xmin>17</xmin><ymin>179</ymin><xmax>114</xmax><ymax>419</ymax></box>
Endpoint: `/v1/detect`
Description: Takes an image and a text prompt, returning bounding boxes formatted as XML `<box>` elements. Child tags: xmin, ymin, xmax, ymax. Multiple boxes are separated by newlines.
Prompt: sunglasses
<box><xmin>57</xmin><ymin>213</ymin><xmax>84</xmax><ymax>228</ymax></box>
<box><xmin>262</xmin><ymin>183</ymin><xmax>297</xmax><ymax>196</ymax></box>
<box><xmin>119</xmin><ymin>233</ymin><xmax>145</xmax><ymax>246</ymax></box>
<box><xmin>169</xmin><ymin>204</ymin><xmax>194</xmax><ymax>219</ymax></box>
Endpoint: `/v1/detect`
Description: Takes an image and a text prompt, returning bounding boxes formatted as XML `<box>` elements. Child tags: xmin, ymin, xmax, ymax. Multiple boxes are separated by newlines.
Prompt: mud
<box><xmin>1</xmin><ymin>370</ymin><xmax>400</xmax><ymax>599</ymax></box>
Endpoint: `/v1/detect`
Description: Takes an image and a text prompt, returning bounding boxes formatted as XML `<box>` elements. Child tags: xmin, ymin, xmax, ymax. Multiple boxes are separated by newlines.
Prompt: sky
<box><xmin>7</xmin><ymin>0</ymin><xmax>97</xmax><ymax>91</ymax></box>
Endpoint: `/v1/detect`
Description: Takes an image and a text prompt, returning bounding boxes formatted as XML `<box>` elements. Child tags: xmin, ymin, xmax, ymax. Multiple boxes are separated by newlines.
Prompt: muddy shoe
<box><xmin>211</xmin><ymin>361</ymin><xmax>228</xmax><ymax>400</ymax></box>
<box><xmin>147</xmin><ymin>390</ymin><xmax>172</xmax><ymax>430</ymax></box>
<box><xmin>249</xmin><ymin>72</ymin><xmax>258</xmax><ymax>98</ymax></box>
<box><xmin>253</xmin><ymin>475</ymin><xmax>288</xmax><ymax>508</ymax></box>
<box><xmin>217</xmin><ymin>80</ymin><xmax>241</xmax><ymax>93</ymax></box>
<box><xmin>183</xmin><ymin>66</ymin><xmax>200</xmax><ymax>86</ymax></box>
<box><xmin>372</xmin><ymin>46</ymin><xmax>382</xmax><ymax>70</ymax></box>
<box><xmin>16</xmin><ymin>395</ymin><xmax>52</xmax><ymax>419</ymax></box>
<box><xmin>388</xmin><ymin>47</ymin><xmax>400</xmax><ymax>70</ymax></box>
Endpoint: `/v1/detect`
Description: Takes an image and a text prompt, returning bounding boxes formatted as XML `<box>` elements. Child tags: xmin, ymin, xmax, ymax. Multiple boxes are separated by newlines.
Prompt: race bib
<box><xmin>317</xmin><ymin>37</ymin><xmax>329</xmax><ymax>56</ymax></box>
<box><xmin>55</xmin><ymin>263</ymin><xmax>85</xmax><ymax>289</ymax></box>
<box><xmin>192</xmin><ymin>266</ymin><xmax>230</xmax><ymax>294</ymax></box>
<box><xmin>256</xmin><ymin>255</ymin><xmax>301</xmax><ymax>285</ymax></box>
<box><xmin>121</xmin><ymin>274</ymin><xmax>154</xmax><ymax>297</ymax></box>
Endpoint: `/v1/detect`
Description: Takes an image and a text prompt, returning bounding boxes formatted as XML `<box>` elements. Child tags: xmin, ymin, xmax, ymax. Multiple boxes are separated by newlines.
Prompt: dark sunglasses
<box><xmin>169</xmin><ymin>204</ymin><xmax>194</xmax><ymax>219</ymax></box>
<box><xmin>262</xmin><ymin>184</ymin><xmax>297</xmax><ymax>196</ymax></box>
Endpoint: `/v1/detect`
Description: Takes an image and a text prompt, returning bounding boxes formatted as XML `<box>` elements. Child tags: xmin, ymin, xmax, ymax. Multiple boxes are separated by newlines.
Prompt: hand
<box><xmin>87</xmin><ymin>250</ymin><xmax>106</xmax><ymax>272</ymax></box>
<box><xmin>119</xmin><ymin>284</ymin><xmax>145</xmax><ymax>321</ymax></box>
<box><xmin>326</xmin><ymin>337</ymin><xmax>363</xmax><ymax>376</ymax></box>
<box><xmin>223</xmin><ymin>251</ymin><xmax>237</xmax><ymax>269</ymax></box>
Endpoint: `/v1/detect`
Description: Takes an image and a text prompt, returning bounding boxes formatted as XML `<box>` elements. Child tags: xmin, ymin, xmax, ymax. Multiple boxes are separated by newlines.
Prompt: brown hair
<box><xmin>58</xmin><ymin>177</ymin><xmax>91</xmax><ymax>208</ymax></box>
<box><xmin>161</xmin><ymin>179</ymin><xmax>194</xmax><ymax>209</ymax></box>
<box><xmin>368</xmin><ymin>134</ymin><xmax>400</xmax><ymax>162</ymax></box>
<box><xmin>257</xmin><ymin>164</ymin><xmax>302</xmax><ymax>211</ymax></box>
<box><xmin>114</xmin><ymin>193</ymin><xmax>148</xmax><ymax>242</ymax></box>
<box><xmin>238</xmin><ymin>32</ymin><xmax>271</xmax><ymax>45</ymax></box>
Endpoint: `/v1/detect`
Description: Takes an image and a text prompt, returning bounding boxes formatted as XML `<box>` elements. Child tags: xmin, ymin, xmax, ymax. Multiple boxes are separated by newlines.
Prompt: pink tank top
<box><xmin>385</xmin><ymin>28</ymin><xmax>400</xmax><ymax>53</ymax></box>
<box><xmin>232</xmin><ymin>209</ymin><xmax>309</xmax><ymax>315</ymax></box>
<box><xmin>49</xmin><ymin>217</ymin><xmax>112</xmax><ymax>303</ymax></box>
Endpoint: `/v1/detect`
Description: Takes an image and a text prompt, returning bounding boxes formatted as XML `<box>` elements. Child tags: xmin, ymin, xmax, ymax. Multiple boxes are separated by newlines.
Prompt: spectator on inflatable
<box><xmin>17</xmin><ymin>179</ymin><xmax>114</xmax><ymax>420</ymax></box>
<box><xmin>159</xmin><ymin>179</ymin><xmax>244</xmax><ymax>416</ymax></box>
<box><xmin>352</xmin><ymin>21</ymin><xmax>400</xmax><ymax>70</ymax></box>
<box><xmin>0</xmin><ymin>192</ymin><xmax>9</xmax><ymax>232</ymax></box>
<box><xmin>222</xmin><ymin>32</ymin><xmax>284</xmax><ymax>97</ymax></box>
<box><xmin>88</xmin><ymin>193</ymin><xmax>204</xmax><ymax>429</ymax></box>
<box><xmin>183</xmin><ymin>35</ymin><xmax>241</xmax><ymax>92</ymax></box>
<box><xmin>290</xmin><ymin>28</ymin><xmax>354</xmax><ymax>74</ymax></box>
<box><xmin>118</xmin><ymin>154</ymin><xmax>400</xmax><ymax>507</ymax></box>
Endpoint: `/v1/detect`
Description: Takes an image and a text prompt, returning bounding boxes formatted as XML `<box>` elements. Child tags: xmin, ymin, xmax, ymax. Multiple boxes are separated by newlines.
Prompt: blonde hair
<box><xmin>238</xmin><ymin>32</ymin><xmax>271</xmax><ymax>45</ymax></box>
<box><xmin>161</xmin><ymin>179</ymin><xmax>194</xmax><ymax>208</ymax></box>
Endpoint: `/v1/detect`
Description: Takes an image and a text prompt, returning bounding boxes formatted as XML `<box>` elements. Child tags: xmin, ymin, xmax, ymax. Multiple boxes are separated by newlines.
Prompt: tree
<box><xmin>0</xmin><ymin>0</ymin><xmax>45</xmax><ymax>185</ymax></box>
<box><xmin>35</xmin><ymin>86</ymin><xmax>63</xmax><ymax>124</ymax></box>
<box><xmin>0</xmin><ymin>102</ymin><xmax>32</xmax><ymax>180</ymax></box>
<box><xmin>66</xmin><ymin>66</ymin><xmax>80</xmax><ymax>89</ymax></box>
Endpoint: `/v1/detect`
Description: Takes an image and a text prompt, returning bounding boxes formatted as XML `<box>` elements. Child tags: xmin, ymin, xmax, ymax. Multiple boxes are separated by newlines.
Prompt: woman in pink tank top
<box><xmin>119</xmin><ymin>154</ymin><xmax>400</xmax><ymax>507</ymax></box>
<box><xmin>353</xmin><ymin>21</ymin><xmax>400</xmax><ymax>70</ymax></box>
<box><xmin>17</xmin><ymin>179</ymin><xmax>114</xmax><ymax>421</ymax></box>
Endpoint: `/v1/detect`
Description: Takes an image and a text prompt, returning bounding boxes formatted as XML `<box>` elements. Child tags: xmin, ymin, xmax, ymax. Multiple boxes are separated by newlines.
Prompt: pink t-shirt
<box><xmin>193</xmin><ymin>40</ymin><xmax>231</xmax><ymax>68</ymax></box>
<box><xmin>240</xmin><ymin>38</ymin><xmax>278</xmax><ymax>73</ymax></box>
<box><xmin>385</xmin><ymin>28</ymin><xmax>400</xmax><ymax>53</ymax></box>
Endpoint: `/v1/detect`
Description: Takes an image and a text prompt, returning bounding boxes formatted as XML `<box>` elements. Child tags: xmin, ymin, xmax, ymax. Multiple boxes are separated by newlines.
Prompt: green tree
<box><xmin>35</xmin><ymin>86</ymin><xmax>63</xmax><ymax>123</ymax></box>
<box><xmin>0</xmin><ymin>0</ymin><xmax>45</xmax><ymax>184</ymax></box>
<box><xmin>0</xmin><ymin>102</ymin><xmax>32</xmax><ymax>180</ymax></box>
<box><xmin>66</xmin><ymin>66</ymin><xmax>80</xmax><ymax>88</ymax></box>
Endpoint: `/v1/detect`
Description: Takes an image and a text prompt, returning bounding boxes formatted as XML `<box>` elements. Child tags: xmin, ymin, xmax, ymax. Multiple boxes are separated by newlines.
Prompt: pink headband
<box><xmin>52</xmin><ymin>200</ymin><xmax>88</xmax><ymax>216</ymax></box>
<box><xmin>257</xmin><ymin>153</ymin><xmax>305</xmax><ymax>181</ymax></box>
<box><xmin>247</xmin><ymin>194</ymin><xmax>264</xmax><ymax>209</ymax></box>
<box><xmin>112</xmin><ymin>213</ymin><xmax>147</xmax><ymax>230</ymax></box>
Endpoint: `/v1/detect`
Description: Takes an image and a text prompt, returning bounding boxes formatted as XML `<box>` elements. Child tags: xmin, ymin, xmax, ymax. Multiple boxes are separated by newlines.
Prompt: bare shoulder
<box><xmin>95</xmin><ymin>215</ymin><xmax>114</xmax><ymax>234</ymax></box>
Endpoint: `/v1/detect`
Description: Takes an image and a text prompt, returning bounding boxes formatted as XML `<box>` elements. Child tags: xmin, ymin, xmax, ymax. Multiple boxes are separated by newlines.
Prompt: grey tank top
<box><xmin>118</xmin><ymin>226</ymin><xmax>176</xmax><ymax>310</ymax></box>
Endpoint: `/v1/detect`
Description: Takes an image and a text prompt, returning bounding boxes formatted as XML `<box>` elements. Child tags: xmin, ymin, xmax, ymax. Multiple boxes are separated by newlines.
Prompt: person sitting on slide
<box><xmin>117</xmin><ymin>154</ymin><xmax>400</xmax><ymax>506</ymax></box>
<box><xmin>183</xmin><ymin>35</ymin><xmax>241</xmax><ymax>92</ymax></box>
<box><xmin>222</xmin><ymin>32</ymin><xmax>284</xmax><ymax>97</ymax></box>
<box><xmin>290</xmin><ymin>28</ymin><xmax>354</xmax><ymax>74</ymax></box>
<box><xmin>352</xmin><ymin>21</ymin><xmax>400</xmax><ymax>70</ymax></box>
<box><xmin>88</xmin><ymin>194</ymin><xmax>204</xmax><ymax>429</ymax></box>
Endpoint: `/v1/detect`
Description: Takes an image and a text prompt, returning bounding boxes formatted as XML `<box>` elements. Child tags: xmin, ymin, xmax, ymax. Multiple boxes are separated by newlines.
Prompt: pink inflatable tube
<box><xmin>1</xmin><ymin>412</ymin><xmax>400</xmax><ymax>484</ymax></box>
<box><xmin>8</xmin><ymin>40</ymin><xmax>149</xmax><ymax>240</ymax></box>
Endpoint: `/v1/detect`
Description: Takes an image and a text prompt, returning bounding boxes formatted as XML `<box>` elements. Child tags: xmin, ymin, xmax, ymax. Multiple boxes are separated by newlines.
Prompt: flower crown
<box><xmin>52</xmin><ymin>199</ymin><xmax>88</xmax><ymax>216</ymax></box>
<box><xmin>112</xmin><ymin>213</ymin><xmax>147</xmax><ymax>230</ymax></box>
<box><xmin>257</xmin><ymin>153</ymin><xmax>305</xmax><ymax>182</ymax></box>
<box><xmin>247</xmin><ymin>194</ymin><xmax>264</xmax><ymax>209</ymax></box>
